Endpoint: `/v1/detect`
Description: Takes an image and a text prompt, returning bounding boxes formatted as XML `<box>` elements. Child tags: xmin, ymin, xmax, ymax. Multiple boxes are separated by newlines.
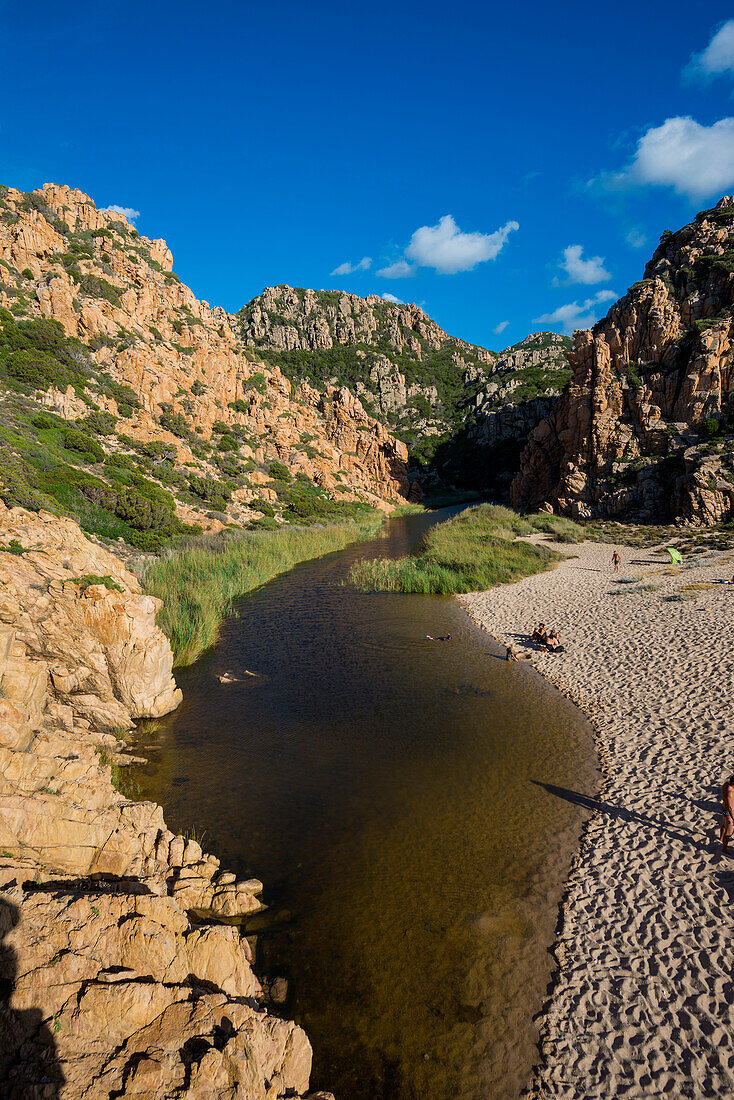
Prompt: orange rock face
<box><xmin>0</xmin><ymin>183</ymin><xmax>408</xmax><ymax>515</ymax></box>
<box><xmin>0</xmin><ymin>502</ymin><xmax>331</xmax><ymax>1098</ymax></box>
<box><xmin>511</xmin><ymin>197</ymin><xmax>734</xmax><ymax>524</ymax></box>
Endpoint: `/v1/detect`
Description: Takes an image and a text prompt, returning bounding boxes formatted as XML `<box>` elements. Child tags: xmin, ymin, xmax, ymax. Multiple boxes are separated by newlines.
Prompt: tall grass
<box><xmin>143</xmin><ymin>515</ymin><xmax>383</xmax><ymax>665</ymax></box>
<box><xmin>349</xmin><ymin>504</ymin><xmax>564</xmax><ymax>594</ymax></box>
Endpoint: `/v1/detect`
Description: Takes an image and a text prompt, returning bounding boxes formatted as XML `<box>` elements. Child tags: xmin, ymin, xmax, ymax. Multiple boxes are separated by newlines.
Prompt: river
<box><xmin>129</xmin><ymin>507</ymin><xmax>598</xmax><ymax>1099</ymax></box>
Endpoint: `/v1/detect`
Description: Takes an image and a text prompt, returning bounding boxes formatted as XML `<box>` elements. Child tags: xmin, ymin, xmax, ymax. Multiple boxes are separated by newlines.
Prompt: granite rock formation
<box><xmin>0</xmin><ymin>502</ymin><xmax>329</xmax><ymax>1099</ymax></box>
<box><xmin>238</xmin><ymin>286</ymin><xmax>571</xmax><ymax>485</ymax></box>
<box><xmin>512</xmin><ymin>197</ymin><xmax>734</xmax><ymax>524</ymax></box>
<box><xmin>0</xmin><ymin>183</ymin><xmax>409</xmax><ymax>543</ymax></box>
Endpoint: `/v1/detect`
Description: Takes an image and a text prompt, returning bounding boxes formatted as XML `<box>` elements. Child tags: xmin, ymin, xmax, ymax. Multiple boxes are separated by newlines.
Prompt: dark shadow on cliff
<box><xmin>532</xmin><ymin>781</ymin><xmax>712</xmax><ymax>853</ymax></box>
<box><xmin>0</xmin><ymin>896</ymin><xmax>65</xmax><ymax>1098</ymax></box>
<box><xmin>23</xmin><ymin>874</ymin><xmax>151</xmax><ymax>898</ymax></box>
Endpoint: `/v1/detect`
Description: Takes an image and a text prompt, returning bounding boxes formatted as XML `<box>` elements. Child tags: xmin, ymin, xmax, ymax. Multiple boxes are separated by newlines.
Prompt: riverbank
<box><xmin>348</xmin><ymin>504</ymin><xmax>578</xmax><ymax>594</ymax></box>
<box><xmin>461</xmin><ymin>538</ymin><xmax>734</xmax><ymax>1097</ymax></box>
<box><xmin>143</xmin><ymin>514</ymin><xmax>384</xmax><ymax>665</ymax></box>
<box><xmin>0</xmin><ymin>502</ymin><xmax>323</xmax><ymax>1098</ymax></box>
<box><xmin>127</xmin><ymin>505</ymin><xmax>598</xmax><ymax>1100</ymax></box>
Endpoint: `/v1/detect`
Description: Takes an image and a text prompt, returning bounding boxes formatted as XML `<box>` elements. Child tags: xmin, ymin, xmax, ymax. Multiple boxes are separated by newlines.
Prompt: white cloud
<box><xmin>534</xmin><ymin>290</ymin><xmax>617</xmax><ymax>335</ymax></box>
<box><xmin>103</xmin><ymin>204</ymin><xmax>140</xmax><ymax>223</ymax></box>
<box><xmin>685</xmin><ymin>20</ymin><xmax>734</xmax><ymax>81</ymax></box>
<box><xmin>493</xmin><ymin>320</ymin><xmax>510</xmax><ymax>335</ymax></box>
<box><xmin>599</xmin><ymin>116</ymin><xmax>734</xmax><ymax>200</ymax></box>
<box><xmin>376</xmin><ymin>259</ymin><xmax>415</xmax><ymax>278</ymax></box>
<box><xmin>330</xmin><ymin>256</ymin><xmax>371</xmax><ymax>276</ymax></box>
<box><xmin>381</xmin><ymin>293</ymin><xmax>404</xmax><ymax>304</ymax></box>
<box><xmin>404</xmin><ymin>214</ymin><xmax>519</xmax><ymax>274</ymax></box>
<box><xmin>558</xmin><ymin>244</ymin><xmax>611</xmax><ymax>285</ymax></box>
<box><xmin>625</xmin><ymin>227</ymin><xmax>648</xmax><ymax>249</ymax></box>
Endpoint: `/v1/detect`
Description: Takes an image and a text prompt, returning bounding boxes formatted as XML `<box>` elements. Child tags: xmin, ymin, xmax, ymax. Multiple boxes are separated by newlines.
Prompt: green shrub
<box><xmin>244</xmin><ymin>372</ymin><xmax>267</xmax><ymax>395</ymax></box>
<box><xmin>0</xmin><ymin>312</ymin><xmax>90</xmax><ymax>392</ymax></box>
<box><xmin>269</xmin><ymin>460</ymin><xmax>291</xmax><ymax>483</ymax></box>
<box><xmin>0</xmin><ymin>447</ymin><xmax>43</xmax><ymax>510</ymax></box>
<box><xmin>31</xmin><ymin>412</ymin><xmax>59</xmax><ymax>430</ymax></box>
<box><xmin>104</xmin><ymin>452</ymin><xmax>135</xmax><ymax>469</ymax></box>
<box><xmin>188</xmin><ymin>475</ymin><xmax>232</xmax><ymax>511</ymax></box>
<box><xmin>137</xmin><ymin>439</ymin><xmax>176</xmax><ymax>461</ymax></box>
<box><xmin>217</xmin><ymin>434</ymin><xmax>239</xmax><ymax>452</ymax></box>
<box><xmin>21</xmin><ymin>268</ymin><xmax>34</xmax><ymax>280</ymax></box>
<box><xmin>159</xmin><ymin>408</ymin><xmax>191</xmax><ymax>438</ymax></box>
<box><xmin>250</xmin><ymin>497</ymin><xmax>275</xmax><ymax>517</ymax></box>
<box><xmin>81</xmin><ymin>410</ymin><xmax>116</xmax><ymax>435</ymax></box>
<box><xmin>69</xmin><ymin>574</ymin><xmax>124</xmax><ymax>593</ymax></box>
<box><xmin>62</xmin><ymin>428</ymin><xmax>105</xmax><ymax>463</ymax></box>
<box><xmin>77</xmin><ymin>274</ymin><xmax>122</xmax><ymax>307</ymax></box>
<box><xmin>704</xmin><ymin>417</ymin><xmax>720</xmax><ymax>437</ymax></box>
<box><xmin>0</xmin><ymin>539</ymin><xmax>26</xmax><ymax>555</ymax></box>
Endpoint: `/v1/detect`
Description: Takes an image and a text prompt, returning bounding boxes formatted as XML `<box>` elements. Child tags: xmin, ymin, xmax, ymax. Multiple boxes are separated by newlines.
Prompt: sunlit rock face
<box><xmin>0</xmin><ymin>182</ymin><xmax>409</xmax><ymax>517</ymax></box>
<box><xmin>511</xmin><ymin>196</ymin><xmax>734</xmax><ymax>524</ymax></box>
<box><xmin>0</xmin><ymin>500</ymin><xmax>327</xmax><ymax>1098</ymax></box>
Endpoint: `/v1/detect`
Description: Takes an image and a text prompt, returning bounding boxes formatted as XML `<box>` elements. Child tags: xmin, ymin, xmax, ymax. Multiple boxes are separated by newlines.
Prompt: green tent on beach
<box><xmin>667</xmin><ymin>547</ymin><xmax>683</xmax><ymax>565</ymax></box>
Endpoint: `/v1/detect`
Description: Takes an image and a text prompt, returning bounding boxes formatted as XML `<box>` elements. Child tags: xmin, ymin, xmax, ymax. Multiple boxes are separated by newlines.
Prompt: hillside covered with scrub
<box><xmin>0</xmin><ymin>183</ymin><xmax>412</xmax><ymax>559</ymax></box>
<box><xmin>238</xmin><ymin>285</ymin><xmax>572</xmax><ymax>487</ymax></box>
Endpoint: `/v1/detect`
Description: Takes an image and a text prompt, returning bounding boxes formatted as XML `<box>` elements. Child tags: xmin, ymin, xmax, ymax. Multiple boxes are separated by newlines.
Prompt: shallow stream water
<box><xmin>130</xmin><ymin>508</ymin><xmax>598</xmax><ymax>1099</ymax></box>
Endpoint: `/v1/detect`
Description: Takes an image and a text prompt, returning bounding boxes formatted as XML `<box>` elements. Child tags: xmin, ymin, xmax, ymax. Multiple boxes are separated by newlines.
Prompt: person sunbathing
<box><xmin>531</xmin><ymin>623</ymin><xmax>547</xmax><ymax>647</ymax></box>
<box><xmin>546</xmin><ymin>629</ymin><xmax>561</xmax><ymax>651</ymax></box>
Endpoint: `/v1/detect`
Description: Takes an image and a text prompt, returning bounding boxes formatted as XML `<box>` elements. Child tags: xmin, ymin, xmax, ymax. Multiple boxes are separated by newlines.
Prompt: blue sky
<box><xmin>1</xmin><ymin>0</ymin><xmax>733</xmax><ymax>350</ymax></box>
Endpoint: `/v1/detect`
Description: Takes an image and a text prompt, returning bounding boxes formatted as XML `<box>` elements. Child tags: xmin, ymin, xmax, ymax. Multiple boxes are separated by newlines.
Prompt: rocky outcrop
<box><xmin>0</xmin><ymin>184</ymin><xmax>408</xmax><ymax>525</ymax></box>
<box><xmin>0</xmin><ymin>503</ymin><xmax>327</xmax><ymax>1099</ymax></box>
<box><xmin>238</xmin><ymin>286</ymin><xmax>571</xmax><ymax>484</ymax></box>
<box><xmin>512</xmin><ymin>197</ymin><xmax>734</xmax><ymax>523</ymax></box>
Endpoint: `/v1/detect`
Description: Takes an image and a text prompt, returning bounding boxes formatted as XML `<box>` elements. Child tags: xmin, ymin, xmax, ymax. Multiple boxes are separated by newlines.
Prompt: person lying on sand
<box><xmin>546</xmin><ymin>629</ymin><xmax>561</xmax><ymax>651</ymax></box>
<box><xmin>720</xmin><ymin>776</ymin><xmax>734</xmax><ymax>853</ymax></box>
<box><xmin>531</xmin><ymin>623</ymin><xmax>547</xmax><ymax>647</ymax></box>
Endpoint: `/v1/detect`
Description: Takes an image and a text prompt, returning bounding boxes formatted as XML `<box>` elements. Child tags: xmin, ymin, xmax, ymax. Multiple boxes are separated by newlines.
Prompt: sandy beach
<box><xmin>462</xmin><ymin>539</ymin><xmax>734</xmax><ymax>1099</ymax></box>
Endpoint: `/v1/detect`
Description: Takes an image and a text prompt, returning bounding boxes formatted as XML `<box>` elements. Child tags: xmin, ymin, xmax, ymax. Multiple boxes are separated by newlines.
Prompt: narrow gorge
<box><xmin>2</xmin><ymin>179</ymin><xmax>734</xmax><ymax>1100</ymax></box>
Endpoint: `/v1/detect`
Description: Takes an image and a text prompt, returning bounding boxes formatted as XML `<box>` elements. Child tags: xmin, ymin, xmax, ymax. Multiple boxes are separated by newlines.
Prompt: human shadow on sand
<box><xmin>532</xmin><ymin>781</ymin><xmax>712</xmax><ymax>854</ymax></box>
<box><xmin>1</xmin><ymin>896</ymin><xmax>65</xmax><ymax>1097</ymax></box>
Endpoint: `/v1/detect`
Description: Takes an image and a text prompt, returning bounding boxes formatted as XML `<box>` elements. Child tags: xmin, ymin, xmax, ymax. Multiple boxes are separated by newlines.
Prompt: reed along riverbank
<box><xmin>143</xmin><ymin>513</ymin><xmax>384</xmax><ymax>665</ymax></box>
<box><xmin>348</xmin><ymin>504</ymin><xmax>584</xmax><ymax>594</ymax></box>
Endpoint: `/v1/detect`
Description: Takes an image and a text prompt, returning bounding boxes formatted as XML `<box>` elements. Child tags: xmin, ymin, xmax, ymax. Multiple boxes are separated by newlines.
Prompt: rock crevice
<box><xmin>0</xmin><ymin>502</ymin><xmax>328</xmax><ymax>1099</ymax></box>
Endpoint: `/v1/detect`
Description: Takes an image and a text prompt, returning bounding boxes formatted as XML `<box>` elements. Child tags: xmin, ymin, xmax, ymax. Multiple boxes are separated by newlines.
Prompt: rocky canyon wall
<box><xmin>0</xmin><ymin>502</ymin><xmax>329</xmax><ymax>1099</ymax></box>
<box><xmin>511</xmin><ymin>197</ymin><xmax>734</xmax><ymax>524</ymax></box>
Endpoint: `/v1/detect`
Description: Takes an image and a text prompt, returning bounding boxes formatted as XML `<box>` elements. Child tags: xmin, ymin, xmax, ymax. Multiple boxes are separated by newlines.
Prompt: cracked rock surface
<box><xmin>0</xmin><ymin>503</ymin><xmax>330</xmax><ymax>1098</ymax></box>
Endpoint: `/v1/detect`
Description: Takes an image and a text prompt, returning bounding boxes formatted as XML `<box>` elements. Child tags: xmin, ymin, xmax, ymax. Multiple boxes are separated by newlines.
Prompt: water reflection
<box><xmin>130</xmin><ymin>509</ymin><xmax>598</xmax><ymax>1099</ymax></box>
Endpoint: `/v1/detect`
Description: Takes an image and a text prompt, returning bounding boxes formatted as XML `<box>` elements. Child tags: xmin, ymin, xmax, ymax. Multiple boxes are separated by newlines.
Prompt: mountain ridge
<box><xmin>236</xmin><ymin>284</ymin><xmax>571</xmax><ymax>479</ymax></box>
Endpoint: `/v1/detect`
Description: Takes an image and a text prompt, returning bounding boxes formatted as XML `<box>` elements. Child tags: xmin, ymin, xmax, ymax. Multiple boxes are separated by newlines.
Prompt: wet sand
<box><xmin>462</xmin><ymin>539</ymin><xmax>734</xmax><ymax>1098</ymax></box>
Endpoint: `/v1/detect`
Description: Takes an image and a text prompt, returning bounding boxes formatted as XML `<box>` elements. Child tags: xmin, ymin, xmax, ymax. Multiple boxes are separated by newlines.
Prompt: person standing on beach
<box><xmin>612</xmin><ymin>549</ymin><xmax>621</xmax><ymax>574</ymax></box>
<box><xmin>720</xmin><ymin>776</ymin><xmax>734</xmax><ymax>853</ymax></box>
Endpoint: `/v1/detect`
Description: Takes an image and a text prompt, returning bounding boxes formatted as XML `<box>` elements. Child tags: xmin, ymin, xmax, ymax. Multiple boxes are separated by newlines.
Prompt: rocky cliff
<box><xmin>0</xmin><ymin>502</ymin><xmax>329</xmax><ymax>1099</ymax></box>
<box><xmin>512</xmin><ymin>197</ymin><xmax>734</xmax><ymax>524</ymax></box>
<box><xmin>237</xmin><ymin>286</ymin><xmax>571</xmax><ymax>484</ymax></box>
<box><xmin>0</xmin><ymin>184</ymin><xmax>410</xmax><ymax>554</ymax></box>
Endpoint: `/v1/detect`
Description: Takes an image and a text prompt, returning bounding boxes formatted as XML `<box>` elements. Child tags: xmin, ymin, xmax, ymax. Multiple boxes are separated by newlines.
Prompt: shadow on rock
<box><xmin>0</xmin><ymin>896</ymin><xmax>65</xmax><ymax>1098</ymax></box>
